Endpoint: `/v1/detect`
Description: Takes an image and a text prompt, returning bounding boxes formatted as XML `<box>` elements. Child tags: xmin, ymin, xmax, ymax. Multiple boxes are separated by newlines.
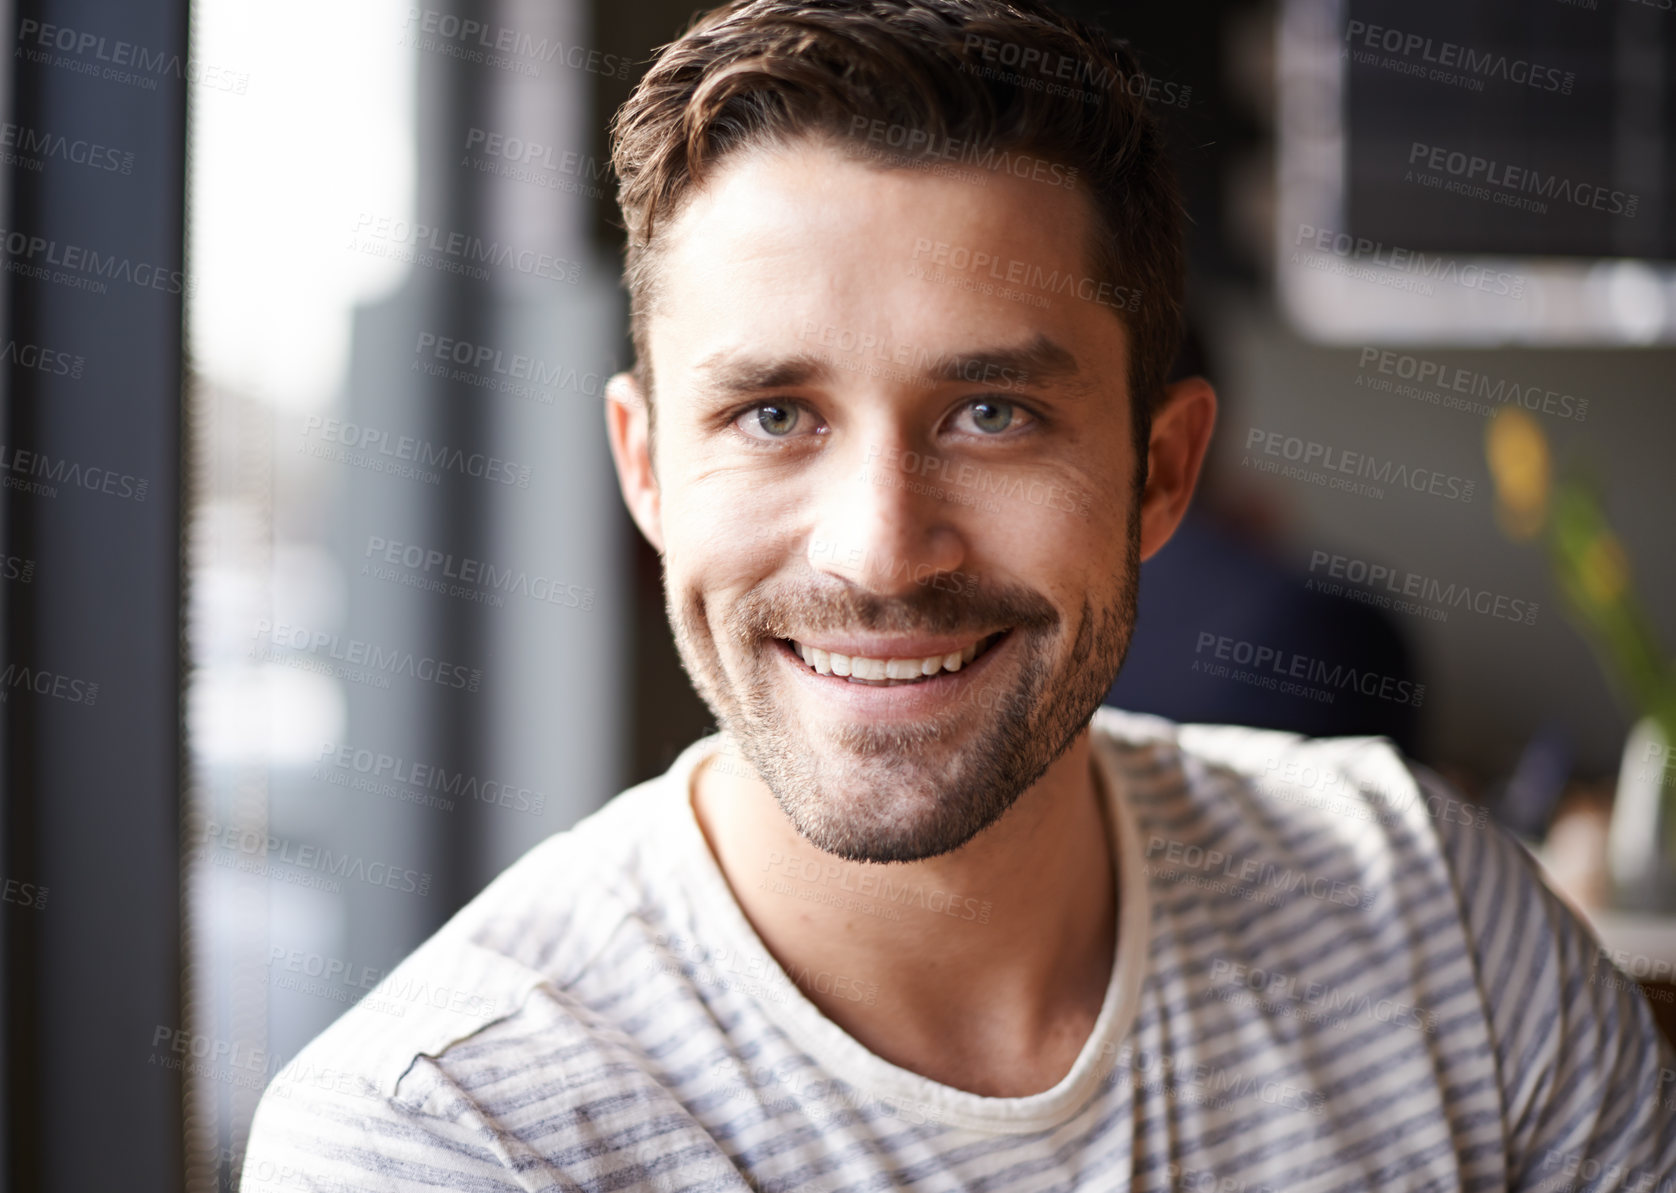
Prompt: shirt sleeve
<box><xmin>238</xmin><ymin>1062</ymin><xmax>564</xmax><ymax>1193</ymax></box>
<box><xmin>1419</xmin><ymin>764</ymin><xmax>1676</xmax><ymax>1192</ymax></box>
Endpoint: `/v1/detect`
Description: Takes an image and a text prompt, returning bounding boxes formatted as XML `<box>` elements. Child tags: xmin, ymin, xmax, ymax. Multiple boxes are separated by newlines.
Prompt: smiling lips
<box><xmin>788</xmin><ymin>632</ymin><xmax>1004</xmax><ymax>685</ymax></box>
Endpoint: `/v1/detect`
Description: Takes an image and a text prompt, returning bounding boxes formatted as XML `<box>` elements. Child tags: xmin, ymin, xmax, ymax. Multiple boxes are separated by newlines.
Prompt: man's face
<box><xmin>628</xmin><ymin>140</ymin><xmax>1146</xmax><ymax>864</ymax></box>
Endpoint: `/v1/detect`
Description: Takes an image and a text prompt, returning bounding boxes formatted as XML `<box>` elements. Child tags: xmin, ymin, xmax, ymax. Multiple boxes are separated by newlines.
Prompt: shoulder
<box><xmin>1090</xmin><ymin>706</ymin><xmax>1488</xmax><ymax>969</ymax></box>
<box><xmin>1090</xmin><ymin>706</ymin><xmax>1484</xmax><ymax>860</ymax></box>
<box><xmin>243</xmin><ymin>750</ymin><xmax>710</xmax><ymax>1181</ymax></box>
<box><xmin>1090</xmin><ymin>708</ymin><xmax>1676</xmax><ymax>1179</ymax></box>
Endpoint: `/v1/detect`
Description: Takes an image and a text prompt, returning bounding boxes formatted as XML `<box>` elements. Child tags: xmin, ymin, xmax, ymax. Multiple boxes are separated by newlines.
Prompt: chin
<box><xmin>743</xmin><ymin>705</ymin><xmax>1061</xmax><ymax>864</ymax></box>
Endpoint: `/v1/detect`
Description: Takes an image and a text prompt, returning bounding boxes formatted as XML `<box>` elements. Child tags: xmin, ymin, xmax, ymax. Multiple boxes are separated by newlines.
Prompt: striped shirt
<box><xmin>241</xmin><ymin>708</ymin><xmax>1676</xmax><ymax>1191</ymax></box>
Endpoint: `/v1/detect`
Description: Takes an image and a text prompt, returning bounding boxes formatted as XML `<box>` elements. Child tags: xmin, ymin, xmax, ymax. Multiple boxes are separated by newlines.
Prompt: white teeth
<box><xmin>791</xmin><ymin>635</ymin><xmax>997</xmax><ymax>683</ymax></box>
<box><xmin>850</xmin><ymin>656</ymin><xmax>888</xmax><ymax>681</ymax></box>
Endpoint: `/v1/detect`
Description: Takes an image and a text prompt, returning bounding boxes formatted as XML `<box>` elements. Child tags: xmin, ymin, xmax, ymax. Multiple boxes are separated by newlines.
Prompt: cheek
<box><xmin>666</xmin><ymin>450</ymin><xmax>826</xmax><ymax>572</ymax></box>
<box><xmin>985</xmin><ymin>477</ymin><xmax>1133</xmax><ymax>618</ymax></box>
<box><xmin>979</xmin><ymin>456</ymin><xmax>1130</xmax><ymax>556</ymax></box>
<box><xmin>660</xmin><ymin>470</ymin><xmax>759</xmax><ymax>557</ymax></box>
<box><xmin>659</xmin><ymin>497</ymin><xmax>780</xmax><ymax>628</ymax></box>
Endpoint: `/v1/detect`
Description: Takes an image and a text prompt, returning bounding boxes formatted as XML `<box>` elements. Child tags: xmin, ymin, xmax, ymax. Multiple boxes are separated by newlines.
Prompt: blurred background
<box><xmin>1</xmin><ymin>0</ymin><xmax>1673</xmax><ymax>1188</ymax></box>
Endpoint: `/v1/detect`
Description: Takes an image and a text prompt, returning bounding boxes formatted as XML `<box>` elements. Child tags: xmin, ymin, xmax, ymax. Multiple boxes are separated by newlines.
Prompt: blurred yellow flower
<box><xmin>1486</xmin><ymin>408</ymin><xmax>1551</xmax><ymax>540</ymax></box>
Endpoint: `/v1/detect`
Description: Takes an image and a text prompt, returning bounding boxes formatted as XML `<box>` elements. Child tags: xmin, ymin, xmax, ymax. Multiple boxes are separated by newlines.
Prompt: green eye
<box><xmin>969</xmin><ymin>400</ymin><xmax>1014</xmax><ymax>433</ymax></box>
<box><xmin>754</xmin><ymin>404</ymin><xmax>799</xmax><ymax>436</ymax></box>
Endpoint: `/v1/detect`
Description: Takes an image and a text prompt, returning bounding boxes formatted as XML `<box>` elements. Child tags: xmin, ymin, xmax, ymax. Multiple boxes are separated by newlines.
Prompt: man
<box><xmin>242</xmin><ymin>1</ymin><xmax>1676</xmax><ymax>1189</ymax></box>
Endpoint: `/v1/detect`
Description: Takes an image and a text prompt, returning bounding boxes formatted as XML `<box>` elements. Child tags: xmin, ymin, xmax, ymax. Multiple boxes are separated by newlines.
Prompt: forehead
<box><xmin>645</xmin><ymin>139</ymin><xmax>1122</xmax><ymax>390</ymax></box>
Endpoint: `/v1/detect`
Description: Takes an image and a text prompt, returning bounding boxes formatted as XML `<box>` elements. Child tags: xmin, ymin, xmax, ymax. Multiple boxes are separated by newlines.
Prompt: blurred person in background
<box><xmin>241</xmin><ymin>1</ymin><xmax>1676</xmax><ymax>1188</ymax></box>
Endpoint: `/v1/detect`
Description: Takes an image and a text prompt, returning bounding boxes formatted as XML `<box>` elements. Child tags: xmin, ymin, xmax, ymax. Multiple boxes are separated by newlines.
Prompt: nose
<box><xmin>807</xmin><ymin>440</ymin><xmax>967</xmax><ymax>597</ymax></box>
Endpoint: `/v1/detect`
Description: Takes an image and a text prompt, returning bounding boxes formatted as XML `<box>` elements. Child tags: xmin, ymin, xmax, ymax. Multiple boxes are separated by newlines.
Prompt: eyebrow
<box><xmin>692</xmin><ymin>333</ymin><xmax>1086</xmax><ymax>396</ymax></box>
<box><xmin>925</xmin><ymin>334</ymin><xmax>1082</xmax><ymax>387</ymax></box>
<box><xmin>693</xmin><ymin>350</ymin><xmax>836</xmax><ymax>396</ymax></box>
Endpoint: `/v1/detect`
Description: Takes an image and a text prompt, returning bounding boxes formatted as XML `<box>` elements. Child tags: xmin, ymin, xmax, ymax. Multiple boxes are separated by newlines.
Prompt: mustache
<box><xmin>727</xmin><ymin>573</ymin><xmax>1059</xmax><ymax>642</ymax></box>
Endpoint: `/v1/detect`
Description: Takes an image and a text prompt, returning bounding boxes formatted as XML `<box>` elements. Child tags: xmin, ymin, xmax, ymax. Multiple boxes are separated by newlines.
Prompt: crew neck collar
<box><xmin>660</xmin><ymin>726</ymin><xmax>1152</xmax><ymax>1136</ymax></box>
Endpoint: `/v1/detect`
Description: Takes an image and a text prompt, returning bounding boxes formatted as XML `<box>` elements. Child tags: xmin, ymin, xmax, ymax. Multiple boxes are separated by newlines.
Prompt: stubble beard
<box><xmin>669</xmin><ymin>535</ymin><xmax>1138</xmax><ymax>864</ymax></box>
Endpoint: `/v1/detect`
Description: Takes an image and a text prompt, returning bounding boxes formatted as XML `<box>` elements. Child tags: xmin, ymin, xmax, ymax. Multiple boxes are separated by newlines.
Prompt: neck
<box><xmin>690</xmin><ymin>726</ymin><xmax>1117</xmax><ymax>1097</ymax></box>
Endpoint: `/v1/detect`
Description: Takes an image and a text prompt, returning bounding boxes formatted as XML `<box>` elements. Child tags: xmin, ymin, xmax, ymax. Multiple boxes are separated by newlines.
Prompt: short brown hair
<box><xmin>610</xmin><ymin>0</ymin><xmax>1185</xmax><ymax>458</ymax></box>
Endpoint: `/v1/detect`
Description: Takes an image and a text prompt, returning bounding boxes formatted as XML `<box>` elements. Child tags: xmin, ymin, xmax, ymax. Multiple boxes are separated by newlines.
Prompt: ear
<box><xmin>1137</xmin><ymin>375</ymin><xmax>1217</xmax><ymax>563</ymax></box>
<box><xmin>605</xmin><ymin>371</ymin><xmax>664</xmax><ymax>553</ymax></box>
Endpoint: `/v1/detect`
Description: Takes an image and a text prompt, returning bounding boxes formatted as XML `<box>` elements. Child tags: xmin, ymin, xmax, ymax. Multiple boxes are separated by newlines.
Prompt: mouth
<box><xmin>780</xmin><ymin>631</ymin><xmax>1007</xmax><ymax>686</ymax></box>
